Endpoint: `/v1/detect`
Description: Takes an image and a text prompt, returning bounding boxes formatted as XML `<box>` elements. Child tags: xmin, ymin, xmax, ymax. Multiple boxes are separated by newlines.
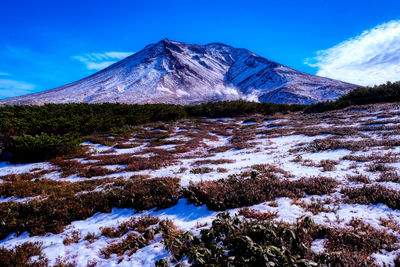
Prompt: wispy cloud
<box><xmin>305</xmin><ymin>20</ymin><xmax>400</xmax><ymax>86</ymax></box>
<box><xmin>0</xmin><ymin>72</ymin><xmax>11</xmax><ymax>76</ymax></box>
<box><xmin>73</xmin><ymin>52</ymin><xmax>133</xmax><ymax>71</ymax></box>
<box><xmin>0</xmin><ymin>79</ymin><xmax>36</xmax><ymax>98</ymax></box>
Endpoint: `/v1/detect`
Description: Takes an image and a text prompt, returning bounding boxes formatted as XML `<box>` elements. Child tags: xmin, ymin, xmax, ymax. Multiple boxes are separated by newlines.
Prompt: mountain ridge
<box><xmin>0</xmin><ymin>39</ymin><xmax>358</xmax><ymax>105</ymax></box>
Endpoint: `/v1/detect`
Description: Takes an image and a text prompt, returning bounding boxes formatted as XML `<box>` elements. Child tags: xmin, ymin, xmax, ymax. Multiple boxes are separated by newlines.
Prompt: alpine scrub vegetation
<box><xmin>0</xmin><ymin>177</ymin><xmax>181</xmax><ymax>239</ymax></box>
<box><xmin>3</xmin><ymin>86</ymin><xmax>400</xmax><ymax>265</ymax></box>
<box><xmin>7</xmin><ymin>133</ymin><xmax>81</xmax><ymax>163</ymax></box>
<box><xmin>306</xmin><ymin>81</ymin><xmax>400</xmax><ymax>113</ymax></box>
<box><xmin>156</xmin><ymin>212</ymin><xmax>396</xmax><ymax>266</ymax></box>
<box><xmin>1</xmin><ymin>81</ymin><xmax>400</xmax><ymax>162</ymax></box>
<box><xmin>184</xmin><ymin>175</ymin><xmax>337</xmax><ymax>210</ymax></box>
<box><xmin>0</xmin><ymin>101</ymin><xmax>302</xmax><ymax>162</ymax></box>
<box><xmin>0</xmin><ymin>242</ymin><xmax>48</xmax><ymax>266</ymax></box>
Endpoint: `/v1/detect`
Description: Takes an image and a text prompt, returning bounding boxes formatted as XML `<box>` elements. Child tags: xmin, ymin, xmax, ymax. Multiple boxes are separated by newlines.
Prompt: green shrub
<box><xmin>161</xmin><ymin>212</ymin><xmax>315</xmax><ymax>266</ymax></box>
<box><xmin>6</xmin><ymin>133</ymin><xmax>81</xmax><ymax>163</ymax></box>
<box><xmin>306</xmin><ymin>81</ymin><xmax>400</xmax><ymax>113</ymax></box>
<box><xmin>159</xmin><ymin>212</ymin><xmax>395</xmax><ymax>266</ymax></box>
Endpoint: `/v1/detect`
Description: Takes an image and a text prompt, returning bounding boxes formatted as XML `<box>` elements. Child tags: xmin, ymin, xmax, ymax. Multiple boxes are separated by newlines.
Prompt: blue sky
<box><xmin>1</xmin><ymin>0</ymin><xmax>400</xmax><ymax>99</ymax></box>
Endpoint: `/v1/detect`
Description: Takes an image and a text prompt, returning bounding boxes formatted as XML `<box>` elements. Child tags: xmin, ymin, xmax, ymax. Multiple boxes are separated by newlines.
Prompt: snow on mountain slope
<box><xmin>0</xmin><ymin>39</ymin><xmax>358</xmax><ymax>105</ymax></box>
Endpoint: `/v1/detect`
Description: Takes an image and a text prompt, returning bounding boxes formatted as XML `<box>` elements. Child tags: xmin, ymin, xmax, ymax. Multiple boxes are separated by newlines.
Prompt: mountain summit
<box><xmin>0</xmin><ymin>39</ymin><xmax>357</xmax><ymax>105</ymax></box>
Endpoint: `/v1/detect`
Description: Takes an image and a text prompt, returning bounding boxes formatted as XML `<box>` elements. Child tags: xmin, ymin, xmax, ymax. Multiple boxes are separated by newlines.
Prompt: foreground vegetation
<box><xmin>0</xmin><ymin>101</ymin><xmax>303</xmax><ymax>163</ymax></box>
<box><xmin>2</xmin><ymin>212</ymin><xmax>397</xmax><ymax>266</ymax></box>
<box><xmin>1</xmin><ymin>100</ymin><xmax>400</xmax><ymax>265</ymax></box>
<box><xmin>156</xmin><ymin>212</ymin><xmax>397</xmax><ymax>266</ymax></box>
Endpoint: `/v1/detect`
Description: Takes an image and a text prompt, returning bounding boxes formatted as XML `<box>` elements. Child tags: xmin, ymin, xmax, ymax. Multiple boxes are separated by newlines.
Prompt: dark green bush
<box><xmin>159</xmin><ymin>213</ymin><xmax>311</xmax><ymax>266</ymax></box>
<box><xmin>0</xmin><ymin>102</ymin><xmax>302</xmax><ymax>141</ymax></box>
<box><xmin>306</xmin><ymin>81</ymin><xmax>400</xmax><ymax>113</ymax></box>
<box><xmin>159</xmin><ymin>212</ymin><xmax>394</xmax><ymax>266</ymax></box>
<box><xmin>6</xmin><ymin>133</ymin><xmax>81</xmax><ymax>163</ymax></box>
<box><xmin>0</xmin><ymin>101</ymin><xmax>305</xmax><ymax>161</ymax></box>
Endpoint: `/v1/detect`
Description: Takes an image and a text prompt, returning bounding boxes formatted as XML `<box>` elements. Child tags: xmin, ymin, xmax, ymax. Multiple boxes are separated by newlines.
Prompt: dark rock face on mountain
<box><xmin>0</xmin><ymin>39</ymin><xmax>358</xmax><ymax>105</ymax></box>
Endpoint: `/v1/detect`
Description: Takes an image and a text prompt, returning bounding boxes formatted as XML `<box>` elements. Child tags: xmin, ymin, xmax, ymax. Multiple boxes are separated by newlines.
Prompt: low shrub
<box><xmin>366</xmin><ymin>163</ymin><xmax>395</xmax><ymax>172</ymax></box>
<box><xmin>158</xmin><ymin>212</ymin><xmax>392</xmax><ymax>266</ymax></box>
<box><xmin>298</xmin><ymin>138</ymin><xmax>400</xmax><ymax>153</ymax></box>
<box><xmin>0</xmin><ymin>178</ymin><xmax>112</xmax><ymax>198</ymax></box>
<box><xmin>342</xmin><ymin>184</ymin><xmax>400</xmax><ymax>210</ymax></box>
<box><xmin>101</xmin><ymin>216</ymin><xmax>164</xmax><ymax>259</ymax></box>
<box><xmin>5</xmin><ymin>133</ymin><xmax>81</xmax><ymax>163</ymax></box>
<box><xmin>326</xmin><ymin>220</ymin><xmax>398</xmax><ymax>254</ymax></box>
<box><xmin>184</xmin><ymin>175</ymin><xmax>337</xmax><ymax>210</ymax></box>
<box><xmin>378</xmin><ymin>171</ymin><xmax>400</xmax><ymax>183</ymax></box>
<box><xmin>101</xmin><ymin>232</ymin><xmax>149</xmax><ymax>258</ymax></box>
<box><xmin>190</xmin><ymin>167</ymin><xmax>213</xmax><ymax>174</ymax></box>
<box><xmin>63</xmin><ymin>230</ymin><xmax>81</xmax><ymax>246</ymax></box>
<box><xmin>100</xmin><ymin>215</ymin><xmax>159</xmax><ymax>238</ymax></box>
<box><xmin>0</xmin><ymin>177</ymin><xmax>181</xmax><ymax>239</ymax></box>
<box><xmin>0</xmin><ymin>170</ymin><xmax>52</xmax><ymax>182</ymax></box>
<box><xmin>191</xmin><ymin>159</ymin><xmax>235</xmax><ymax>166</ymax></box>
<box><xmin>318</xmin><ymin>160</ymin><xmax>338</xmax><ymax>172</ymax></box>
<box><xmin>347</xmin><ymin>174</ymin><xmax>371</xmax><ymax>184</ymax></box>
<box><xmin>0</xmin><ymin>242</ymin><xmax>48</xmax><ymax>266</ymax></box>
<box><xmin>238</xmin><ymin>207</ymin><xmax>278</xmax><ymax>221</ymax></box>
<box><xmin>84</xmin><ymin>232</ymin><xmax>98</xmax><ymax>243</ymax></box>
<box><xmin>306</xmin><ymin>81</ymin><xmax>400</xmax><ymax>113</ymax></box>
<box><xmin>160</xmin><ymin>212</ymin><xmax>315</xmax><ymax>266</ymax></box>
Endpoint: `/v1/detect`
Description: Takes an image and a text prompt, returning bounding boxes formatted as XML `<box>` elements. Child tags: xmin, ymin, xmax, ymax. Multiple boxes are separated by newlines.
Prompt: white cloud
<box><xmin>0</xmin><ymin>72</ymin><xmax>11</xmax><ymax>76</ymax></box>
<box><xmin>0</xmin><ymin>79</ymin><xmax>36</xmax><ymax>98</ymax></box>
<box><xmin>305</xmin><ymin>20</ymin><xmax>400</xmax><ymax>86</ymax></box>
<box><xmin>73</xmin><ymin>51</ymin><xmax>133</xmax><ymax>71</ymax></box>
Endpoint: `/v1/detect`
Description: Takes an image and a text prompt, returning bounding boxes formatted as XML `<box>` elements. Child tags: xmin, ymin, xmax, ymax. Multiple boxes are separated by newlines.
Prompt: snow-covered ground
<box><xmin>2</xmin><ymin>102</ymin><xmax>400</xmax><ymax>266</ymax></box>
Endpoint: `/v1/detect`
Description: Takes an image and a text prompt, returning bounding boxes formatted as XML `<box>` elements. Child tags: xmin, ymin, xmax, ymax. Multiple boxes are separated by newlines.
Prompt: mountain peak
<box><xmin>0</xmin><ymin>40</ymin><xmax>358</xmax><ymax>106</ymax></box>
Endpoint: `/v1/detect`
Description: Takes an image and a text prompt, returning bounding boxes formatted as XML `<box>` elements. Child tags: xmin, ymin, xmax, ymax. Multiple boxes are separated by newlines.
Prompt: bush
<box><xmin>158</xmin><ymin>212</ymin><xmax>396</xmax><ymax>266</ymax></box>
<box><xmin>160</xmin><ymin>212</ymin><xmax>316</xmax><ymax>266</ymax></box>
<box><xmin>342</xmin><ymin>184</ymin><xmax>400</xmax><ymax>210</ymax></box>
<box><xmin>306</xmin><ymin>81</ymin><xmax>400</xmax><ymax>113</ymax></box>
<box><xmin>0</xmin><ymin>242</ymin><xmax>48</xmax><ymax>266</ymax></box>
<box><xmin>100</xmin><ymin>215</ymin><xmax>159</xmax><ymax>238</ymax></box>
<box><xmin>0</xmin><ymin>177</ymin><xmax>181</xmax><ymax>239</ymax></box>
<box><xmin>184</xmin><ymin>175</ymin><xmax>337</xmax><ymax>210</ymax></box>
<box><xmin>5</xmin><ymin>133</ymin><xmax>81</xmax><ymax>163</ymax></box>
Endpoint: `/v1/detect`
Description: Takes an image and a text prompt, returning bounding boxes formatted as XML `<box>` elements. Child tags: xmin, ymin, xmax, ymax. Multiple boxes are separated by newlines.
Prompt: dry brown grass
<box><xmin>293</xmin><ymin>197</ymin><xmax>339</xmax><ymax>215</ymax></box>
<box><xmin>347</xmin><ymin>174</ymin><xmax>371</xmax><ymax>184</ymax></box>
<box><xmin>63</xmin><ymin>230</ymin><xmax>81</xmax><ymax>246</ymax></box>
<box><xmin>190</xmin><ymin>167</ymin><xmax>213</xmax><ymax>174</ymax></box>
<box><xmin>378</xmin><ymin>171</ymin><xmax>400</xmax><ymax>183</ymax></box>
<box><xmin>0</xmin><ymin>241</ymin><xmax>48</xmax><ymax>266</ymax></box>
<box><xmin>342</xmin><ymin>184</ymin><xmax>400</xmax><ymax>209</ymax></box>
<box><xmin>366</xmin><ymin>162</ymin><xmax>395</xmax><ymax>172</ymax></box>
<box><xmin>318</xmin><ymin>160</ymin><xmax>338</xmax><ymax>172</ymax></box>
<box><xmin>100</xmin><ymin>215</ymin><xmax>159</xmax><ymax>238</ymax></box>
<box><xmin>238</xmin><ymin>207</ymin><xmax>278</xmax><ymax>221</ymax></box>
<box><xmin>342</xmin><ymin>152</ymin><xmax>399</xmax><ymax>163</ymax></box>
<box><xmin>0</xmin><ymin>177</ymin><xmax>181</xmax><ymax>239</ymax></box>
<box><xmin>184</xmin><ymin>175</ymin><xmax>338</xmax><ymax>210</ymax></box>
<box><xmin>191</xmin><ymin>159</ymin><xmax>235</xmax><ymax>166</ymax></box>
<box><xmin>379</xmin><ymin>217</ymin><xmax>400</xmax><ymax>233</ymax></box>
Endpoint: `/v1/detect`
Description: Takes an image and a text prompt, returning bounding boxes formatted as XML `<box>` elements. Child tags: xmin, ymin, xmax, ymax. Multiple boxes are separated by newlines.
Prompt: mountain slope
<box><xmin>0</xmin><ymin>39</ymin><xmax>358</xmax><ymax>105</ymax></box>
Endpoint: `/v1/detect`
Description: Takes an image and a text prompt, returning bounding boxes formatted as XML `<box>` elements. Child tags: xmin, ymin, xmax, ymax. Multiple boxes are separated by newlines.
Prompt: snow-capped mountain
<box><xmin>0</xmin><ymin>39</ymin><xmax>358</xmax><ymax>105</ymax></box>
